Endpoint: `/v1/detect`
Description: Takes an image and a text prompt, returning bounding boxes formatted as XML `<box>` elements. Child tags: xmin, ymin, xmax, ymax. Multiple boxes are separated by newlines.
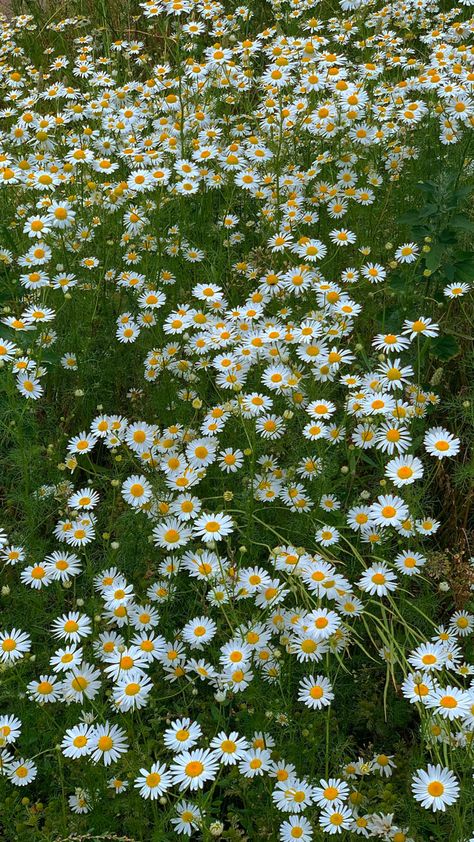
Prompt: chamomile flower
<box><xmin>298</xmin><ymin>675</ymin><xmax>334</xmax><ymax>709</ymax></box>
<box><xmin>89</xmin><ymin>722</ymin><xmax>129</xmax><ymax>766</ymax></box>
<box><xmin>7</xmin><ymin>757</ymin><xmax>37</xmax><ymax>786</ymax></box>
<box><xmin>0</xmin><ymin>628</ymin><xmax>31</xmax><ymax>662</ymax></box>
<box><xmin>424</xmin><ymin>427</ymin><xmax>460</xmax><ymax>459</ymax></box>
<box><xmin>193</xmin><ymin>512</ymin><xmax>234</xmax><ymax>543</ymax></box>
<box><xmin>134</xmin><ymin>763</ymin><xmax>171</xmax><ymax>799</ymax></box>
<box><xmin>170</xmin><ymin>748</ymin><xmax>219</xmax><ymax>791</ymax></box>
<box><xmin>412</xmin><ymin>765</ymin><xmax>459</xmax><ymax>812</ymax></box>
<box><xmin>384</xmin><ymin>455</ymin><xmax>423</xmax><ymax>486</ymax></box>
<box><xmin>358</xmin><ymin>564</ymin><xmax>398</xmax><ymax>597</ymax></box>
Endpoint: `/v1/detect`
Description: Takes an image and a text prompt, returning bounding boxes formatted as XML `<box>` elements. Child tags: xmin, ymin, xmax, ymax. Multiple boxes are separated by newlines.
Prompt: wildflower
<box><xmin>134</xmin><ymin>763</ymin><xmax>171</xmax><ymax>799</ymax></box>
<box><xmin>412</xmin><ymin>765</ymin><xmax>459</xmax><ymax>812</ymax></box>
<box><xmin>298</xmin><ymin>675</ymin><xmax>334</xmax><ymax>709</ymax></box>
<box><xmin>170</xmin><ymin>748</ymin><xmax>220</xmax><ymax>791</ymax></box>
<box><xmin>424</xmin><ymin>427</ymin><xmax>460</xmax><ymax>459</ymax></box>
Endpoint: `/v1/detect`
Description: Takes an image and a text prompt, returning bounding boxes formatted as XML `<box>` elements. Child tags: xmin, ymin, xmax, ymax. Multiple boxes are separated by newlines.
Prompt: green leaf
<box><xmin>430</xmin><ymin>334</ymin><xmax>460</xmax><ymax>361</ymax></box>
<box><xmin>389</xmin><ymin>273</ymin><xmax>407</xmax><ymax>292</ymax></box>
<box><xmin>398</xmin><ymin>210</ymin><xmax>422</xmax><ymax>225</ymax></box>
<box><xmin>449</xmin><ymin>214</ymin><xmax>474</xmax><ymax>233</ymax></box>
<box><xmin>424</xmin><ymin>243</ymin><xmax>444</xmax><ymax>272</ymax></box>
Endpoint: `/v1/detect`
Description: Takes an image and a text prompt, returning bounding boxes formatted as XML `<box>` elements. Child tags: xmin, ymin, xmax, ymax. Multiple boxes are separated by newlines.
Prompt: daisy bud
<box><xmin>2</xmin><ymin>586</ymin><xmax>10</xmax><ymax>596</ymax></box>
<box><xmin>223</xmin><ymin>491</ymin><xmax>233</xmax><ymax>501</ymax></box>
<box><xmin>102</xmin><ymin>532</ymin><xmax>110</xmax><ymax>540</ymax></box>
<box><xmin>341</xmin><ymin>466</ymin><xmax>349</xmax><ymax>474</ymax></box>
<box><xmin>76</xmin><ymin>598</ymin><xmax>84</xmax><ymax>607</ymax></box>
<box><xmin>111</xmin><ymin>541</ymin><xmax>119</xmax><ymax>549</ymax></box>
<box><xmin>214</xmin><ymin>690</ymin><xmax>226</xmax><ymax>702</ymax></box>
<box><xmin>74</xmin><ymin>389</ymin><xmax>84</xmax><ymax>397</ymax></box>
<box><xmin>111</xmin><ymin>479</ymin><xmax>120</xmax><ymax>487</ymax></box>
<box><xmin>439</xmin><ymin>581</ymin><xmax>449</xmax><ymax>592</ymax></box>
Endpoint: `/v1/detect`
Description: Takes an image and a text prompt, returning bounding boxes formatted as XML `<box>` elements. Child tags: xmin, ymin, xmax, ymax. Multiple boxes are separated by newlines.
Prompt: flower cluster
<box><xmin>0</xmin><ymin>0</ymin><xmax>472</xmax><ymax>838</ymax></box>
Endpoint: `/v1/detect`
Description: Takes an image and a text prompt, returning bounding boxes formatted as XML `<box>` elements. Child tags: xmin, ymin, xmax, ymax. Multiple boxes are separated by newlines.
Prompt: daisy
<box><xmin>315</xmin><ymin>526</ymin><xmax>340</xmax><ymax>547</ymax></box>
<box><xmin>170</xmin><ymin>801</ymin><xmax>202</xmax><ymax>836</ymax></box>
<box><xmin>319</xmin><ymin>804</ymin><xmax>354</xmax><ymax>834</ymax></box>
<box><xmin>370</xmin><ymin>495</ymin><xmax>409</xmax><ymax>527</ymax></box>
<box><xmin>0</xmin><ymin>628</ymin><xmax>31</xmax><ymax>662</ymax></box>
<box><xmin>384</xmin><ymin>455</ymin><xmax>424</xmax><ymax>487</ymax></box>
<box><xmin>89</xmin><ymin>722</ymin><xmax>129</xmax><ymax>766</ymax></box>
<box><xmin>27</xmin><ymin>674</ymin><xmax>61</xmax><ymax>703</ymax></box>
<box><xmin>372</xmin><ymin>754</ymin><xmax>396</xmax><ymax>777</ymax></box>
<box><xmin>7</xmin><ymin>757</ymin><xmax>37</xmax><ymax>786</ymax></box>
<box><xmin>219</xmin><ymin>640</ymin><xmax>253</xmax><ymax>668</ymax></box>
<box><xmin>313</xmin><ymin>778</ymin><xmax>350</xmax><ymax>807</ymax></box>
<box><xmin>298</xmin><ymin>675</ymin><xmax>334</xmax><ymax>709</ymax></box>
<box><xmin>408</xmin><ymin>643</ymin><xmax>447</xmax><ymax>672</ymax></box>
<box><xmin>113</xmin><ymin>671</ymin><xmax>153</xmax><ymax>712</ymax></box>
<box><xmin>395</xmin><ymin>242</ymin><xmax>419</xmax><ymax>263</ymax></box>
<box><xmin>424</xmin><ymin>427</ymin><xmax>460</xmax><ymax>459</ymax></box>
<box><xmin>218</xmin><ymin>448</ymin><xmax>244</xmax><ymax>472</ymax></box>
<box><xmin>51</xmin><ymin>612</ymin><xmax>92</xmax><ymax>642</ymax></box>
<box><xmin>402</xmin><ymin>317</ymin><xmax>439</xmax><ymax>341</ymax></box>
<box><xmin>279</xmin><ymin>816</ymin><xmax>313</xmax><ymax>842</ymax></box>
<box><xmin>134</xmin><ymin>762</ymin><xmax>171</xmax><ymax>799</ymax></box>
<box><xmin>67</xmin><ymin>432</ymin><xmax>97</xmax><ymax>455</ymax></box>
<box><xmin>210</xmin><ymin>731</ymin><xmax>249</xmax><ymax>765</ymax></box>
<box><xmin>121</xmin><ymin>475</ymin><xmax>153</xmax><ymax>508</ymax></box>
<box><xmin>16</xmin><ymin>372</ymin><xmax>43</xmax><ymax>400</ymax></box>
<box><xmin>153</xmin><ymin>519</ymin><xmax>192</xmax><ymax>549</ymax></box>
<box><xmin>394</xmin><ymin>551</ymin><xmax>426</xmax><ymax>576</ymax></box>
<box><xmin>193</xmin><ymin>512</ymin><xmax>234</xmax><ymax>543</ymax></box>
<box><xmin>450</xmin><ymin>611</ymin><xmax>474</xmax><ymax>637</ymax></box>
<box><xmin>444</xmin><ymin>282</ymin><xmax>470</xmax><ymax>298</ymax></box>
<box><xmin>44</xmin><ymin>551</ymin><xmax>82</xmax><ymax>582</ymax></box>
<box><xmin>20</xmin><ymin>563</ymin><xmax>53</xmax><ymax>590</ymax></box>
<box><xmin>61</xmin><ymin>724</ymin><xmax>93</xmax><ymax>759</ymax></box>
<box><xmin>61</xmin><ymin>663</ymin><xmax>102</xmax><ymax>702</ymax></box>
<box><xmin>170</xmin><ymin>748</ymin><xmax>220</xmax><ymax>791</ymax></box>
<box><xmin>426</xmin><ymin>686</ymin><xmax>471</xmax><ymax>720</ymax></box>
<box><xmin>182</xmin><ymin>615</ymin><xmax>217</xmax><ymax>649</ymax></box>
<box><xmin>238</xmin><ymin>748</ymin><xmax>272</xmax><ymax>778</ymax></box>
<box><xmin>302</xmin><ymin>609</ymin><xmax>341</xmax><ymax>641</ymax></box>
<box><xmin>372</xmin><ymin>333</ymin><xmax>411</xmax><ymax>353</ymax></box>
<box><xmin>273</xmin><ymin>778</ymin><xmax>314</xmax><ymax>813</ymax></box>
<box><xmin>358</xmin><ymin>564</ymin><xmax>398</xmax><ymax>597</ymax></box>
<box><xmin>412</xmin><ymin>765</ymin><xmax>459</xmax><ymax>812</ymax></box>
<box><xmin>0</xmin><ymin>715</ymin><xmax>21</xmax><ymax>745</ymax></box>
<box><xmin>163</xmin><ymin>719</ymin><xmax>202</xmax><ymax>752</ymax></box>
